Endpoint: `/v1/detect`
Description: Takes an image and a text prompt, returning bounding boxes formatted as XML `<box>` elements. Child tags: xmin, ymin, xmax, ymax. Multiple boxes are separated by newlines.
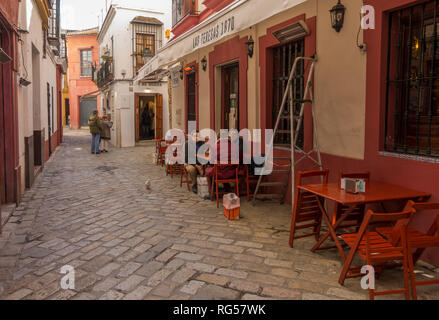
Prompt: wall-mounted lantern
<box><xmin>201</xmin><ymin>56</ymin><xmax>207</xmax><ymax>71</ymax></box>
<box><xmin>330</xmin><ymin>0</ymin><xmax>346</xmax><ymax>33</ymax></box>
<box><xmin>180</xmin><ymin>67</ymin><xmax>184</xmax><ymax>80</ymax></box>
<box><xmin>246</xmin><ymin>36</ymin><xmax>254</xmax><ymax>58</ymax></box>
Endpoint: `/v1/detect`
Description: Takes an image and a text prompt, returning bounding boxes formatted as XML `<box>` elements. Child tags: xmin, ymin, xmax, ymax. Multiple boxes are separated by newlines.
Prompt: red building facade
<box><xmin>0</xmin><ymin>0</ymin><xmax>20</xmax><ymax>204</ymax></box>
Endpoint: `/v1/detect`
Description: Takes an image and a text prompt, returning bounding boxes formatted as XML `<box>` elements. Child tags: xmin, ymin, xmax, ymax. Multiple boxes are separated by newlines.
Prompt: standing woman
<box><xmin>88</xmin><ymin>111</ymin><xmax>102</xmax><ymax>154</ymax></box>
<box><xmin>100</xmin><ymin>115</ymin><xmax>113</xmax><ymax>153</ymax></box>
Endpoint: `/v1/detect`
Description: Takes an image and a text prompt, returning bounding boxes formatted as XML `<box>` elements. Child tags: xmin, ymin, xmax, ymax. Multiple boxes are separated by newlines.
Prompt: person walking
<box><xmin>88</xmin><ymin>110</ymin><xmax>102</xmax><ymax>154</ymax></box>
<box><xmin>100</xmin><ymin>115</ymin><xmax>113</xmax><ymax>153</ymax></box>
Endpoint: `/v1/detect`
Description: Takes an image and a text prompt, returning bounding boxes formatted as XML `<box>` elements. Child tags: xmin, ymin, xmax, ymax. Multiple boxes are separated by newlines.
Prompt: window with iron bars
<box><xmin>385</xmin><ymin>0</ymin><xmax>439</xmax><ymax>157</ymax></box>
<box><xmin>272</xmin><ymin>39</ymin><xmax>305</xmax><ymax>148</ymax></box>
<box><xmin>133</xmin><ymin>23</ymin><xmax>163</xmax><ymax>75</ymax></box>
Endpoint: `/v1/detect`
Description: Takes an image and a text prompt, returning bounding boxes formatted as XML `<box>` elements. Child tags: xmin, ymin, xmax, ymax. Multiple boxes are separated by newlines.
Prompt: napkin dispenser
<box><xmin>341</xmin><ymin>178</ymin><xmax>366</xmax><ymax>194</ymax></box>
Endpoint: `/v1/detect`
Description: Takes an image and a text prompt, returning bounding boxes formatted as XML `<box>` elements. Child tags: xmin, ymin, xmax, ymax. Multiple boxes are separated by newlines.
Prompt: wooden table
<box><xmin>298</xmin><ymin>181</ymin><xmax>431</xmax><ymax>261</ymax></box>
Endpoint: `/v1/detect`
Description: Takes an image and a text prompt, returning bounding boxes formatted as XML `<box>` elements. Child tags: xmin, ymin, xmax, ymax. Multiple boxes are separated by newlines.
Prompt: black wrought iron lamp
<box><xmin>180</xmin><ymin>67</ymin><xmax>184</xmax><ymax>80</ymax></box>
<box><xmin>330</xmin><ymin>0</ymin><xmax>346</xmax><ymax>33</ymax></box>
<box><xmin>201</xmin><ymin>56</ymin><xmax>207</xmax><ymax>71</ymax></box>
<box><xmin>246</xmin><ymin>36</ymin><xmax>254</xmax><ymax>58</ymax></box>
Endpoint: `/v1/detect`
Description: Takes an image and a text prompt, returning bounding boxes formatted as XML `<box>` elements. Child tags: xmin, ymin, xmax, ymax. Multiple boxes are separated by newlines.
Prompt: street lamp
<box><xmin>246</xmin><ymin>36</ymin><xmax>254</xmax><ymax>58</ymax></box>
<box><xmin>330</xmin><ymin>0</ymin><xmax>346</xmax><ymax>33</ymax></box>
<box><xmin>201</xmin><ymin>56</ymin><xmax>207</xmax><ymax>71</ymax></box>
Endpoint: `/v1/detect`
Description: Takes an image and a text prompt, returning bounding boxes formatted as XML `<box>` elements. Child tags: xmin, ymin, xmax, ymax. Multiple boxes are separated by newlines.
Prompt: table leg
<box><xmin>312</xmin><ymin>212</ymin><xmax>350</xmax><ymax>253</ymax></box>
<box><xmin>315</xmin><ymin>197</ymin><xmax>346</xmax><ymax>261</ymax></box>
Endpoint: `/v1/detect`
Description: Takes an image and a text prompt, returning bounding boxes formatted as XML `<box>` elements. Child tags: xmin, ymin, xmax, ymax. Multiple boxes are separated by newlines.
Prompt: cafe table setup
<box><xmin>288</xmin><ymin>169</ymin><xmax>436</xmax><ymax>300</ymax></box>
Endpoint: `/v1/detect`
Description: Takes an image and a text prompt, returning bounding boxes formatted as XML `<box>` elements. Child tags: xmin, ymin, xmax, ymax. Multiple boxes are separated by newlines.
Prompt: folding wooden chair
<box><xmin>339</xmin><ymin>208</ymin><xmax>415</xmax><ymax>300</ymax></box>
<box><xmin>289</xmin><ymin>169</ymin><xmax>329</xmax><ymax>248</ymax></box>
<box><xmin>180</xmin><ymin>166</ymin><xmax>191</xmax><ymax>191</ymax></box>
<box><xmin>377</xmin><ymin>201</ymin><xmax>439</xmax><ymax>300</ymax></box>
<box><xmin>210</xmin><ymin>164</ymin><xmax>240</xmax><ymax>209</ymax></box>
<box><xmin>245</xmin><ymin>165</ymin><xmax>259</xmax><ymax>201</ymax></box>
<box><xmin>157</xmin><ymin>140</ymin><xmax>167</xmax><ymax>167</ymax></box>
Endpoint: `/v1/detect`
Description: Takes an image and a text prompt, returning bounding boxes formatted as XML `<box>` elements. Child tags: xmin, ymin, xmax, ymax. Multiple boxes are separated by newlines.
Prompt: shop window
<box><xmin>272</xmin><ymin>39</ymin><xmax>305</xmax><ymax>147</ymax></box>
<box><xmin>385</xmin><ymin>1</ymin><xmax>439</xmax><ymax>157</ymax></box>
<box><xmin>80</xmin><ymin>49</ymin><xmax>92</xmax><ymax>77</ymax></box>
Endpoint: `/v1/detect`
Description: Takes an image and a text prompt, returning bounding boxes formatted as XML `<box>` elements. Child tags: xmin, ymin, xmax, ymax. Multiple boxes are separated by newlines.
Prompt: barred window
<box><xmin>80</xmin><ymin>49</ymin><xmax>92</xmax><ymax>77</ymax></box>
<box><xmin>385</xmin><ymin>0</ymin><xmax>439</xmax><ymax>157</ymax></box>
<box><xmin>272</xmin><ymin>39</ymin><xmax>305</xmax><ymax>148</ymax></box>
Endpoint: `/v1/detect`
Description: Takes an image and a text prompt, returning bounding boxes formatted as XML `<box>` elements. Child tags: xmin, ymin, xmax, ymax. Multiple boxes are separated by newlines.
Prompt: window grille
<box><xmin>385</xmin><ymin>0</ymin><xmax>439</xmax><ymax>156</ymax></box>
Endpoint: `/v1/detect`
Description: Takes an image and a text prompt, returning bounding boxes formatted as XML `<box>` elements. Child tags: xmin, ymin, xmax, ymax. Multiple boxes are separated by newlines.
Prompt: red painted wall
<box><xmin>66</xmin><ymin>33</ymin><xmax>99</xmax><ymax>129</ymax></box>
<box><xmin>0</xmin><ymin>1</ymin><xmax>20</xmax><ymax>204</ymax></box>
<box><xmin>0</xmin><ymin>0</ymin><xmax>19</xmax><ymax>27</ymax></box>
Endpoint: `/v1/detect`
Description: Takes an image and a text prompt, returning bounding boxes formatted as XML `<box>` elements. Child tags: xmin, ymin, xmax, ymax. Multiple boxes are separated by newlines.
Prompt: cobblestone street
<box><xmin>0</xmin><ymin>129</ymin><xmax>438</xmax><ymax>300</ymax></box>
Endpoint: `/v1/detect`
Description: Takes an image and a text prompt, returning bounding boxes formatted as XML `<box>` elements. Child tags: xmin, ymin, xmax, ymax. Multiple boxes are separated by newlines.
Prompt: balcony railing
<box><xmin>172</xmin><ymin>0</ymin><xmax>199</xmax><ymax>27</ymax></box>
<box><xmin>93</xmin><ymin>59</ymin><xmax>114</xmax><ymax>88</ymax></box>
<box><xmin>48</xmin><ymin>0</ymin><xmax>61</xmax><ymax>49</ymax></box>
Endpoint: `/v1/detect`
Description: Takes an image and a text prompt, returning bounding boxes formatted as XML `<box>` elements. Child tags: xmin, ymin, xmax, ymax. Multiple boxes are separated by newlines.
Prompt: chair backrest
<box><xmin>406</xmin><ymin>201</ymin><xmax>439</xmax><ymax>236</ymax></box>
<box><xmin>297</xmin><ymin>169</ymin><xmax>329</xmax><ymax>186</ymax></box>
<box><xmin>214</xmin><ymin>164</ymin><xmax>239</xmax><ymax>180</ymax></box>
<box><xmin>360</xmin><ymin>209</ymin><xmax>415</xmax><ymax>247</ymax></box>
<box><xmin>340</xmin><ymin>172</ymin><xmax>370</xmax><ymax>181</ymax></box>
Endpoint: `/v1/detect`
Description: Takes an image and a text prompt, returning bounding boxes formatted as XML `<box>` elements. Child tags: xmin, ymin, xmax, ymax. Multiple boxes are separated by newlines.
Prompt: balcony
<box><xmin>48</xmin><ymin>0</ymin><xmax>61</xmax><ymax>50</ymax></box>
<box><xmin>93</xmin><ymin>59</ymin><xmax>114</xmax><ymax>88</ymax></box>
<box><xmin>172</xmin><ymin>0</ymin><xmax>200</xmax><ymax>38</ymax></box>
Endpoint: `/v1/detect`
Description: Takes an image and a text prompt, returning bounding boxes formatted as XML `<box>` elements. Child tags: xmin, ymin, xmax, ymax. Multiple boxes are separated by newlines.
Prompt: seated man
<box><xmin>184</xmin><ymin>132</ymin><xmax>204</xmax><ymax>194</ymax></box>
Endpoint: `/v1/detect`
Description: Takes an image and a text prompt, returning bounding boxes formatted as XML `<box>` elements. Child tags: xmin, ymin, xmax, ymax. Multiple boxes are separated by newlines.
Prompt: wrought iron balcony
<box><xmin>172</xmin><ymin>0</ymin><xmax>199</xmax><ymax>27</ymax></box>
<box><xmin>48</xmin><ymin>0</ymin><xmax>61</xmax><ymax>49</ymax></box>
<box><xmin>93</xmin><ymin>59</ymin><xmax>114</xmax><ymax>88</ymax></box>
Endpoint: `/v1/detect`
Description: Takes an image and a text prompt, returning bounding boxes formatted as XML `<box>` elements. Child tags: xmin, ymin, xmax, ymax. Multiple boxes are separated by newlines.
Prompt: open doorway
<box><xmin>221</xmin><ymin>63</ymin><xmax>239</xmax><ymax>130</ymax></box>
<box><xmin>136</xmin><ymin>95</ymin><xmax>156</xmax><ymax>141</ymax></box>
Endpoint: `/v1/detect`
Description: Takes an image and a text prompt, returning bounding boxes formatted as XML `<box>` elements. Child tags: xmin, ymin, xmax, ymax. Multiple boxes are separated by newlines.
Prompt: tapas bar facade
<box><xmin>136</xmin><ymin>0</ymin><xmax>439</xmax><ymax>266</ymax></box>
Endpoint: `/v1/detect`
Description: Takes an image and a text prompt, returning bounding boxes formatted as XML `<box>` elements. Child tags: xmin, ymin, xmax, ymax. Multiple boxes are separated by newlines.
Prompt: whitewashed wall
<box><xmin>17</xmin><ymin>0</ymin><xmax>60</xmax><ymax>192</ymax></box>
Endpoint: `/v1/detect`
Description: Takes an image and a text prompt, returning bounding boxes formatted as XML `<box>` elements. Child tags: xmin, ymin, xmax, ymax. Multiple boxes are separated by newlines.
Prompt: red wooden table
<box><xmin>297</xmin><ymin>181</ymin><xmax>431</xmax><ymax>261</ymax></box>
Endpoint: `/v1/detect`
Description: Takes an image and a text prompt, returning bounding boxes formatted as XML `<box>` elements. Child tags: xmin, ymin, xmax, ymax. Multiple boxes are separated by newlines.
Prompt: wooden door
<box><xmin>135</xmin><ymin>95</ymin><xmax>140</xmax><ymax>142</ymax></box>
<box><xmin>155</xmin><ymin>94</ymin><xmax>163</xmax><ymax>139</ymax></box>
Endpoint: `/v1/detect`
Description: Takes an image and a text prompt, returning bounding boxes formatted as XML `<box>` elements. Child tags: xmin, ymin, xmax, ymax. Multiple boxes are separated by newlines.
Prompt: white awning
<box><xmin>135</xmin><ymin>0</ymin><xmax>307</xmax><ymax>83</ymax></box>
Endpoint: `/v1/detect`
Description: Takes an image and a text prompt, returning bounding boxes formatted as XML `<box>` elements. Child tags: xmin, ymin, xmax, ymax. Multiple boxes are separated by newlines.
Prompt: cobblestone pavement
<box><xmin>0</xmin><ymin>128</ymin><xmax>438</xmax><ymax>300</ymax></box>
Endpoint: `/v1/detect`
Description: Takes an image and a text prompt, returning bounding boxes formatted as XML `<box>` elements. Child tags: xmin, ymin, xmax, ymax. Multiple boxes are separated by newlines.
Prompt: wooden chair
<box><xmin>289</xmin><ymin>169</ymin><xmax>329</xmax><ymax>248</ymax></box>
<box><xmin>339</xmin><ymin>208</ymin><xmax>415</xmax><ymax>300</ymax></box>
<box><xmin>157</xmin><ymin>140</ymin><xmax>167</xmax><ymax>167</ymax></box>
<box><xmin>210</xmin><ymin>164</ymin><xmax>240</xmax><ymax>209</ymax></box>
<box><xmin>377</xmin><ymin>201</ymin><xmax>439</xmax><ymax>300</ymax></box>
<box><xmin>179</xmin><ymin>166</ymin><xmax>191</xmax><ymax>191</ymax></box>
<box><xmin>333</xmin><ymin>172</ymin><xmax>370</xmax><ymax>227</ymax></box>
<box><xmin>245</xmin><ymin>165</ymin><xmax>260</xmax><ymax>201</ymax></box>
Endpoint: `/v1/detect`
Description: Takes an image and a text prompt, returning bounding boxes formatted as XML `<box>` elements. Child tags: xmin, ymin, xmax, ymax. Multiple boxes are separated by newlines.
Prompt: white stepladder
<box><xmin>252</xmin><ymin>56</ymin><xmax>323</xmax><ymax>208</ymax></box>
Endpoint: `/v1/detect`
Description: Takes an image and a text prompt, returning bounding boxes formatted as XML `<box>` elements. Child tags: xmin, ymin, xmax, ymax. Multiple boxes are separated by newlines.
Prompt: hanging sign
<box><xmin>171</xmin><ymin>69</ymin><xmax>180</xmax><ymax>88</ymax></box>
